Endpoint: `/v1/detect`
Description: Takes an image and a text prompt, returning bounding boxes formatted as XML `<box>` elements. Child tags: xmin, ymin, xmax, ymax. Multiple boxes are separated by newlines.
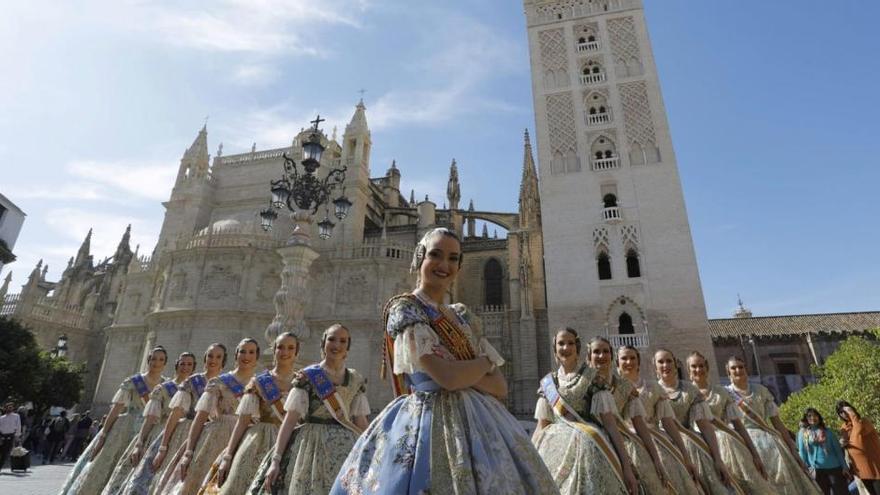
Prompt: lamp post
<box><xmin>52</xmin><ymin>334</ymin><xmax>68</xmax><ymax>358</ymax></box>
<box><xmin>260</xmin><ymin>116</ymin><xmax>352</xmax><ymax>359</ymax></box>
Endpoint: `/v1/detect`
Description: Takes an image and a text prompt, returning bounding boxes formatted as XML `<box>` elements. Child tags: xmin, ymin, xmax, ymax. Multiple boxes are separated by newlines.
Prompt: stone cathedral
<box><xmin>2</xmin><ymin>0</ymin><xmax>723</xmax><ymax>417</ymax></box>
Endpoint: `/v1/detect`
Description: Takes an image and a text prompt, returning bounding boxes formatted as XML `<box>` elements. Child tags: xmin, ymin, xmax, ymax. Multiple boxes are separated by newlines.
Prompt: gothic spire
<box><xmin>409</xmin><ymin>189</ymin><xmax>415</xmax><ymax>206</ymax></box>
<box><xmin>40</xmin><ymin>263</ymin><xmax>48</xmax><ymax>281</ymax></box>
<box><xmin>0</xmin><ymin>271</ymin><xmax>12</xmax><ymax>301</ymax></box>
<box><xmin>74</xmin><ymin>228</ymin><xmax>92</xmax><ymax>267</ymax></box>
<box><xmin>344</xmin><ymin>99</ymin><xmax>369</xmax><ymax>136</ymax></box>
<box><xmin>446</xmin><ymin>159</ymin><xmax>461</xmax><ymax>211</ymax></box>
<box><xmin>178</xmin><ymin>124</ymin><xmax>210</xmax><ymax>180</ymax></box>
<box><xmin>519</xmin><ymin>129</ymin><xmax>541</xmax><ymax>228</ymax></box>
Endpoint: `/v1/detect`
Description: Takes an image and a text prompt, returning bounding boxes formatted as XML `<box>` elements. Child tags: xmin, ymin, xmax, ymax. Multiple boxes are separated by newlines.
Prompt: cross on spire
<box><xmin>310</xmin><ymin>115</ymin><xmax>325</xmax><ymax>130</ymax></box>
<box><xmin>358</xmin><ymin>88</ymin><xmax>367</xmax><ymax>101</ymax></box>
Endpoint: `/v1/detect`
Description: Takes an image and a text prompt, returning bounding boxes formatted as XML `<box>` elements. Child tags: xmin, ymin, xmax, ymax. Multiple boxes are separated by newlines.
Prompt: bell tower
<box><xmin>523</xmin><ymin>0</ymin><xmax>714</xmax><ymax>375</ymax></box>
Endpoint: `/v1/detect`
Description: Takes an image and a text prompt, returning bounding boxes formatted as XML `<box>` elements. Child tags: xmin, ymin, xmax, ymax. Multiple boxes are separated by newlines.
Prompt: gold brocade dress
<box><xmin>216</xmin><ymin>370</ymin><xmax>294</xmax><ymax>495</ymax></box>
<box><xmin>725</xmin><ymin>384</ymin><xmax>820</xmax><ymax>495</ymax></box>
<box><xmin>698</xmin><ymin>384</ymin><xmax>775</xmax><ymax>495</ymax></box>
<box><xmin>156</xmin><ymin>375</ymin><xmax>245</xmax><ymax>495</ymax></box>
<box><xmin>661</xmin><ymin>379</ymin><xmax>734</xmax><ymax>495</ymax></box>
<box><xmin>635</xmin><ymin>379</ymin><xmax>701</xmax><ymax>495</ymax></box>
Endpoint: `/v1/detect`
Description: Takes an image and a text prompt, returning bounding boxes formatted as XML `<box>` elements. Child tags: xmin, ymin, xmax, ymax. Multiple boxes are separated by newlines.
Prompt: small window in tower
<box><xmin>618</xmin><ymin>312</ymin><xmax>635</xmax><ymax>334</ymax></box>
<box><xmin>588</xmin><ymin>35</ymin><xmax>596</xmax><ymax>42</ymax></box>
<box><xmin>603</xmin><ymin>194</ymin><xmax>617</xmax><ymax>208</ymax></box>
<box><xmin>598</xmin><ymin>106</ymin><xmax>606</xmax><ymax>113</ymax></box>
<box><xmin>484</xmin><ymin>258</ymin><xmax>504</xmax><ymax>306</ymax></box>
<box><xmin>589</xmin><ymin>107</ymin><xmax>597</xmax><ymax>115</ymax></box>
<box><xmin>595</xmin><ymin>151</ymin><xmax>604</xmax><ymax>160</ymax></box>
<box><xmin>597</xmin><ymin>252</ymin><xmax>612</xmax><ymax>280</ymax></box>
<box><xmin>579</xmin><ymin>37</ymin><xmax>586</xmax><ymax>44</ymax></box>
<box><xmin>626</xmin><ymin>249</ymin><xmax>641</xmax><ymax>278</ymax></box>
<box><xmin>604</xmin><ymin>150</ymin><xmax>613</xmax><ymax>158</ymax></box>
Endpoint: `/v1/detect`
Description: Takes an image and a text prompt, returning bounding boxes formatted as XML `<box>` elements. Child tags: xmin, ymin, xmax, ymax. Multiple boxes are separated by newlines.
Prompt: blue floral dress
<box><xmin>331</xmin><ymin>295</ymin><xmax>558</xmax><ymax>495</ymax></box>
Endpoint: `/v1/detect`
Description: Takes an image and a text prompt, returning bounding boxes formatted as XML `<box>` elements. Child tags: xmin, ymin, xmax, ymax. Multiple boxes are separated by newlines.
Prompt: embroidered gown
<box><xmin>157</xmin><ymin>374</ymin><xmax>245</xmax><ymax>495</ymax></box>
<box><xmin>635</xmin><ymin>379</ymin><xmax>702</xmax><ymax>495</ymax></box>
<box><xmin>604</xmin><ymin>373</ymin><xmax>668</xmax><ymax>495</ymax></box>
<box><xmin>698</xmin><ymin>385</ymin><xmax>775</xmax><ymax>495</ymax></box>
<box><xmin>331</xmin><ymin>296</ymin><xmax>557</xmax><ymax>495</ymax></box>
<box><xmin>660</xmin><ymin>379</ymin><xmax>734</xmax><ymax>495</ymax></box>
<box><xmin>103</xmin><ymin>379</ymin><xmax>186</xmax><ymax>495</ymax></box>
<box><xmin>249</xmin><ymin>367</ymin><xmax>370</xmax><ymax>495</ymax></box>
<box><xmin>216</xmin><ymin>370</ymin><xmax>294</xmax><ymax>495</ymax></box>
<box><xmin>533</xmin><ymin>365</ymin><xmax>628</xmax><ymax>495</ymax></box>
<box><xmin>725</xmin><ymin>383</ymin><xmax>820</xmax><ymax>495</ymax></box>
<box><xmin>123</xmin><ymin>373</ymin><xmax>207</xmax><ymax>495</ymax></box>
<box><xmin>59</xmin><ymin>374</ymin><xmax>165</xmax><ymax>495</ymax></box>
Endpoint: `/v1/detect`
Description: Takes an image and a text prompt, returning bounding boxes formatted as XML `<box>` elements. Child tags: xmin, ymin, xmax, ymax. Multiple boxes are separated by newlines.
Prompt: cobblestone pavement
<box><xmin>0</xmin><ymin>460</ymin><xmax>73</xmax><ymax>495</ymax></box>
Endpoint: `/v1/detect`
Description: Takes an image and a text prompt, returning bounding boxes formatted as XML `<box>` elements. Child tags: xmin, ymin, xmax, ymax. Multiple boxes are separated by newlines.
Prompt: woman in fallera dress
<box><xmin>653</xmin><ymin>349</ymin><xmax>738</xmax><ymax>495</ymax></box>
<box><xmin>252</xmin><ymin>324</ymin><xmax>370</xmax><ymax>494</ymax></box>
<box><xmin>533</xmin><ymin>329</ymin><xmax>637</xmax><ymax>495</ymax></box>
<box><xmin>331</xmin><ymin>227</ymin><xmax>557</xmax><ymax>495</ymax></box>
<box><xmin>59</xmin><ymin>346</ymin><xmax>169</xmax><ymax>495</ymax></box>
<box><xmin>586</xmin><ymin>337</ymin><xmax>669</xmax><ymax>494</ymax></box>
<box><xmin>616</xmin><ymin>346</ymin><xmax>703</xmax><ymax>495</ymax></box>
<box><xmin>156</xmin><ymin>338</ymin><xmax>259</xmax><ymax>495</ymax></box>
<box><xmin>686</xmin><ymin>351</ymin><xmax>775</xmax><ymax>495</ymax></box>
<box><xmin>102</xmin><ymin>352</ymin><xmax>196</xmax><ymax>495</ymax></box>
<box><xmin>123</xmin><ymin>344</ymin><xmax>226</xmax><ymax>495</ymax></box>
<box><xmin>211</xmin><ymin>333</ymin><xmax>298</xmax><ymax>495</ymax></box>
<box><xmin>724</xmin><ymin>355</ymin><xmax>821</xmax><ymax>495</ymax></box>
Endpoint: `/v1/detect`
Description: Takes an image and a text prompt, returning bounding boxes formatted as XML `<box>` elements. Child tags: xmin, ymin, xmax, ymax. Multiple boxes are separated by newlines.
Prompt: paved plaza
<box><xmin>0</xmin><ymin>461</ymin><xmax>72</xmax><ymax>495</ymax></box>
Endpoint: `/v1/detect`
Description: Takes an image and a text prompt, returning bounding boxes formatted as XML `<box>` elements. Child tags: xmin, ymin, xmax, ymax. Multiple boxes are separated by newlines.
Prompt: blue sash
<box><xmin>190</xmin><ymin>374</ymin><xmax>207</xmax><ymax>398</ymax></box>
<box><xmin>219</xmin><ymin>372</ymin><xmax>246</xmax><ymax>398</ymax></box>
<box><xmin>302</xmin><ymin>365</ymin><xmax>336</xmax><ymax>400</ymax></box>
<box><xmin>131</xmin><ymin>374</ymin><xmax>150</xmax><ymax>399</ymax></box>
<box><xmin>255</xmin><ymin>371</ymin><xmax>282</xmax><ymax>403</ymax></box>
<box><xmin>161</xmin><ymin>380</ymin><xmax>179</xmax><ymax>397</ymax></box>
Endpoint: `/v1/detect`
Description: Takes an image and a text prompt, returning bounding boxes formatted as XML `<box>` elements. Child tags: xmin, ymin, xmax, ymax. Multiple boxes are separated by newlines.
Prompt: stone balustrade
<box><xmin>602</xmin><ymin>206</ymin><xmax>622</xmax><ymax>223</ymax></box>
<box><xmin>592</xmin><ymin>156</ymin><xmax>619</xmax><ymax>171</ymax></box>
<box><xmin>218</xmin><ymin>147</ymin><xmax>292</xmax><ymax>166</ymax></box>
<box><xmin>580</xmin><ymin>72</ymin><xmax>606</xmax><ymax>85</ymax></box>
<box><xmin>609</xmin><ymin>333</ymin><xmax>649</xmax><ymax>349</ymax></box>
<box><xmin>577</xmin><ymin>41</ymin><xmax>600</xmax><ymax>52</ymax></box>
<box><xmin>586</xmin><ymin>112</ymin><xmax>611</xmax><ymax>126</ymax></box>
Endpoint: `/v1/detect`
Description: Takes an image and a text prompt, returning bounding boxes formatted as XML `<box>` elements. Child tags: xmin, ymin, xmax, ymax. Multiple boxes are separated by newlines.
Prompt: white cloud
<box><xmin>66</xmin><ymin>160</ymin><xmax>177</xmax><ymax>202</ymax></box>
<box><xmin>219</xmin><ymin>104</ymin><xmax>354</xmax><ymax>151</ymax></box>
<box><xmin>16</xmin><ymin>183</ymin><xmax>108</xmax><ymax>202</ymax></box>
<box><xmin>231</xmin><ymin>64</ymin><xmax>279</xmax><ymax>85</ymax></box>
<box><xmin>44</xmin><ymin>207</ymin><xmax>159</xmax><ymax>260</ymax></box>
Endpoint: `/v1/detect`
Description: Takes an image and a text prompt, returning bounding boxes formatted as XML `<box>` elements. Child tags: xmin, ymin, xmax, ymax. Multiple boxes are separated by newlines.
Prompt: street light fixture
<box><xmin>259</xmin><ymin>115</ymin><xmax>351</xmax><ymax>239</ymax></box>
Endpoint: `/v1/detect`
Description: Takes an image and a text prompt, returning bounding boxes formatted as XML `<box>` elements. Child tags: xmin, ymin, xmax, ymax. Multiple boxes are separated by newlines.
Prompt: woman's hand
<box><xmin>752</xmin><ymin>455</ymin><xmax>768</xmax><ymax>479</ymax></box>
<box><xmin>90</xmin><ymin>433</ymin><xmax>106</xmax><ymax>461</ymax></box>
<box><xmin>216</xmin><ymin>456</ymin><xmax>231</xmax><ymax>486</ymax></box>
<box><xmin>714</xmin><ymin>459</ymin><xmax>732</xmax><ymax>486</ymax></box>
<box><xmin>129</xmin><ymin>444</ymin><xmax>143</xmax><ymax>466</ymax></box>
<box><xmin>151</xmin><ymin>449</ymin><xmax>167</xmax><ymax>472</ymax></box>
<box><xmin>431</xmin><ymin>344</ymin><xmax>455</xmax><ymax>361</ymax></box>
<box><xmin>685</xmin><ymin>460</ymin><xmax>699</xmax><ymax>485</ymax></box>
<box><xmin>263</xmin><ymin>461</ymin><xmax>280</xmax><ymax>492</ymax></box>
<box><xmin>178</xmin><ymin>452</ymin><xmax>192</xmax><ymax>479</ymax></box>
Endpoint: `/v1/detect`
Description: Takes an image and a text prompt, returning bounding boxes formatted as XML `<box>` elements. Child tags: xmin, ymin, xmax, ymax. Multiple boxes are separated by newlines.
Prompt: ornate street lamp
<box><xmin>260</xmin><ymin>115</ymin><xmax>351</xmax><ymax>239</ymax></box>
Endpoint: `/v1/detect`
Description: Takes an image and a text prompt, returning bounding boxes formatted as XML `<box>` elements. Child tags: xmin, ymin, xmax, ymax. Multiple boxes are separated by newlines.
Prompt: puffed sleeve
<box><xmin>591</xmin><ymin>390</ymin><xmax>618</xmax><ymax>417</ymax></box>
<box><xmin>236</xmin><ymin>393</ymin><xmax>260</xmax><ymax>417</ymax></box>
<box><xmin>111</xmin><ymin>378</ymin><xmax>134</xmax><ymax>406</ymax></box>
<box><xmin>655</xmin><ymin>397</ymin><xmax>675</xmax><ymax>419</ymax></box>
<box><xmin>623</xmin><ymin>394</ymin><xmax>647</xmax><ymax>420</ymax></box>
<box><xmin>534</xmin><ymin>397</ymin><xmax>554</xmax><ymax>422</ymax></box>
<box><xmin>722</xmin><ymin>395</ymin><xmax>743</xmax><ymax>422</ymax></box>
<box><xmin>394</xmin><ymin>324</ymin><xmax>440</xmax><ymax>374</ymax></box>
<box><xmin>194</xmin><ymin>378</ymin><xmax>220</xmax><ymax>414</ymax></box>
<box><xmin>349</xmin><ymin>372</ymin><xmax>370</xmax><ymax>417</ymax></box>
<box><xmin>284</xmin><ymin>374</ymin><xmax>310</xmax><ymax>417</ymax></box>
<box><xmin>142</xmin><ymin>386</ymin><xmax>164</xmax><ymax>418</ymax></box>
<box><xmin>168</xmin><ymin>388</ymin><xmax>191</xmax><ymax>412</ymax></box>
<box><xmin>450</xmin><ymin>303</ymin><xmax>506</xmax><ymax>368</ymax></box>
<box><xmin>688</xmin><ymin>400</ymin><xmax>712</xmax><ymax>425</ymax></box>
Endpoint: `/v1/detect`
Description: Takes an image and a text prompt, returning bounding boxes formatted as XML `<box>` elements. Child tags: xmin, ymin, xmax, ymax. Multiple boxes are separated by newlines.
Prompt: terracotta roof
<box><xmin>708</xmin><ymin>311</ymin><xmax>880</xmax><ymax>339</ymax></box>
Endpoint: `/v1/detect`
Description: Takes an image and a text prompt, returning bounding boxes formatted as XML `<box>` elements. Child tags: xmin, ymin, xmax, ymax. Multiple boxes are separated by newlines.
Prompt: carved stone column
<box><xmin>265</xmin><ymin>212</ymin><xmax>321</xmax><ymax>364</ymax></box>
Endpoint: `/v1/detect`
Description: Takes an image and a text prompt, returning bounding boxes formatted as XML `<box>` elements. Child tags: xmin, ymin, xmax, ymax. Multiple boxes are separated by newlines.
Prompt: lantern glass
<box><xmin>333</xmin><ymin>194</ymin><xmax>352</xmax><ymax>220</ymax></box>
<box><xmin>302</xmin><ymin>133</ymin><xmax>324</xmax><ymax>164</ymax></box>
<box><xmin>270</xmin><ymin>181</ymin><xmax>290</xmax><ymax>208</ymax></box>
<box><xmin>259</xmin><ymin>207</ymin><xmax>278</xmax><ymax>231</ymax></box>
<box><xmin>317</xmin><ymin>215</ymin><xmax>335</xmax><ymax>239</ymax></box>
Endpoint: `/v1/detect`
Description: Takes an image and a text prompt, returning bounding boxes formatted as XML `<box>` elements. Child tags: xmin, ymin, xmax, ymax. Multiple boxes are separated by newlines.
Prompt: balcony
<box><xmin>609</xmin><ymin>333</ymin><xmax>649</xmax><ymax>349</ymax></box>
<box><xmin>580</xmin><ymin>72</ymin><xmax>606</xmax><ymax>85</ymax></box>
<box><xmin>586</xmin><ymin>112</ymin><xmax>611</xmax><ymax>126</ymax></box>
<box><xmin>602</xmin><ymin>206</ymin><xmax>622</xmax><ymax>223</ymax></box>
<box><xmin>577</xmin><ymin>41</ymin><xmax>600</xmax><ymax>53</ymax></box>
<box><xmin>592</xmin><ymin>156</ymin><xmax>619</xmax><ymax>171</ymax></box>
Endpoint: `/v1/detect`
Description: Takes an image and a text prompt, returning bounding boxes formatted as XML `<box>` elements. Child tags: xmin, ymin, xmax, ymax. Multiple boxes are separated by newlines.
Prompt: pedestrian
<box><xmin>838</xmin><ymin>401</ymin><xmax>880</xmax><ymax>495</ymax></box>
<box><xmin>45</xmin><ymin>410</ymin><xmax>70</xmax><ymax>464</ymax></box>
<box><xmin>0</xmin><ymin>402</ymin><xmax>22</xmax><ymax>471</ymax></box>
<box><xmin>66</xmin><ymin>410</ymin><xmax>93</xmax><ymax>461</ymax></box>
<box><xmin>798</xmin><ymin>407</ymin><xmax>850</xmax><ymax>495</ymax></box>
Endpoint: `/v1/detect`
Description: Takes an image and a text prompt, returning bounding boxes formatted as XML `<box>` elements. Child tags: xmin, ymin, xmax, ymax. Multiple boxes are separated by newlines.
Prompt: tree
<box><xmin>0</xmin><ymin>317</ymin><xmax>85</xmax><ymax>414</ymax></box>
<box><xmin>779</xmin><ymin>329</ymin><xmax>880</xmax><ymax>431</ymax></box>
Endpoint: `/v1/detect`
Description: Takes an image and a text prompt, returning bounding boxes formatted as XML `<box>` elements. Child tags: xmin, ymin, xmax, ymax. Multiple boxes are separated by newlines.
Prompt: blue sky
<box><xmin>1</xmin><ymin>1</ymin><xmax>878</xmax><ymax>319</ymax></box>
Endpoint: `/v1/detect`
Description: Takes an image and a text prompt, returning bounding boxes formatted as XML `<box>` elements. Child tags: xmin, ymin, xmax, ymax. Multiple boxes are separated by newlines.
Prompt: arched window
<box><xmin>626</xmin><ymin>249</ymin><xmax>641</xmax><ymax>278</ymax></box>
<box><xmin>597</xmin><ymin>252</ymin><xmax>612</xmax><ymax>280</ymax></box>
<box><xmin>588</xmin><ymin>35</ymin><xmax>596</xmax><ymax>42</ymax></box>
<box><xmin>589</xmin><ymin>107</ymin><xmax>597</xmax><ymax>115</ymax></box>
<box><xmin>603</xmin><ymin>194</ymin><xmax>618</xmax><ymax>208</ymax></box>
<box><xmin>484</xmin><ymin>258</ymin><xmax>503</xmax><ymax>306</ymax></box>
<box><xmin>578</xmin><ymin>36</ymin><xmax>586</xmax><ymax>44</ymax></box>
<box><xmin>618</xmin><ymin>312</ymin><xmax>635</xmax><ymax>334</ymax></box>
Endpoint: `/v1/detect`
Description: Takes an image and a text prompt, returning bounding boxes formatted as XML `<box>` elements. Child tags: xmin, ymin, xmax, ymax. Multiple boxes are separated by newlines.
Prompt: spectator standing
<box><xmin>839</xmin><ymin>401</ymin><xmax>880</xmax><ymax>495</ymax></box>
<box><xmin>0</xmin><ymin>402</ymin><xmax>22</xmax><ymax>471</ymax></box>
<box><xmin>799</xmin><ymin>407</ymin><xmax>850</xmax><ymax>495</ymax></box>
<box><xmin>66</xmin><ymin>410</ymin><xmax>93</xmax><ymax>461</ymax></box>
<box><xmin>44</xmin><ymin>411</ymin><xmax>70</xmax><ymax>464</ymax></box>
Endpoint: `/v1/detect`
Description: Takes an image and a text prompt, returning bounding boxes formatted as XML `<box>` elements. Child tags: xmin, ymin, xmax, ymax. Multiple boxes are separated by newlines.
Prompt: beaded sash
<box><xmin>302</xmin><ymin>365</ymin><xmax>361</xmax><ymax>434</ymax></box>
<box><xmin>254</xmin><ymin>371</ymin><xmax>285</xmax><ymax>421</ymax></box>
<box><xmin>130</xmin><ymin>374</ymin><xmax>151</xmax><ymax>405</ymax></box>
<box><xmin>219</xmin><ymin>372</ymin><xmax>246</xmax><ymax>398</ymax></box>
